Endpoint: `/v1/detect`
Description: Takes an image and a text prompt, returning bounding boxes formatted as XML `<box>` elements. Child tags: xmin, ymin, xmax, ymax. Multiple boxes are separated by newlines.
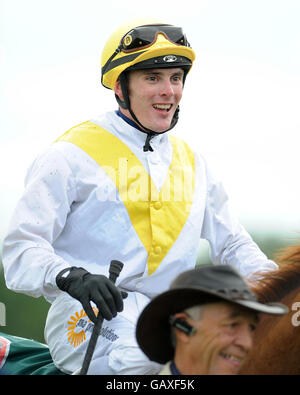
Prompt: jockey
<box><xmin>2</xmin><ymin>17</ymin><xmax>278</xmax><ymax>375</ymax></box>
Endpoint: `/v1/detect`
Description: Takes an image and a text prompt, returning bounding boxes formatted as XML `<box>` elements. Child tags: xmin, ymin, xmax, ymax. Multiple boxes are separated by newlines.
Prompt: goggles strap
<box><xmin>101</xmin><ymin>46</ymin><xmax>122</xmax><ymax>84</ymax></box>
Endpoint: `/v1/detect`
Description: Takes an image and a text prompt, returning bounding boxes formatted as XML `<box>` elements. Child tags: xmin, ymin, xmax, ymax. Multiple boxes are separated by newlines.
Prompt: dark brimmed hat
<box><xmin>136</xmin><ymin>264</ymin><xmax>288</xmax><ymax>364</ymax></box>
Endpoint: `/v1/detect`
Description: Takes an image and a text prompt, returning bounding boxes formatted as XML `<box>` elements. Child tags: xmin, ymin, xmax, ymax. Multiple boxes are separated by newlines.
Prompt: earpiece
<box><xmin>169</xmin><ymin>316</ymin><xmax>195</xmax><ymax>336</ymax></box>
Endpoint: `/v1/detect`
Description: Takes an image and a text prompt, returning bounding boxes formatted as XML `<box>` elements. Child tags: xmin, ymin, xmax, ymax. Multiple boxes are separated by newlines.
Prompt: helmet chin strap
<box><xmin>116</xmin><ymin>72</ymin><xmax>179</xmax><ymax>152</ymax></box>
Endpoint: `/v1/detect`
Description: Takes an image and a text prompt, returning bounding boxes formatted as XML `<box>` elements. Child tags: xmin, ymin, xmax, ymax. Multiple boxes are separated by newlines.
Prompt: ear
<box><xmin>172</xmin><ymin>313</ymin><xmax>194</xmax><ymax>344</ymax></box>
<box><xmin>114</xmin><ymin>79</ymin><xmax>124</xmax><ymax>101</ymax></box>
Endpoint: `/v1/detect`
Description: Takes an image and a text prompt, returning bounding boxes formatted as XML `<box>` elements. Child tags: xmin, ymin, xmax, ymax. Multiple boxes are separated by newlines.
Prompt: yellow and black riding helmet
<box><xmin>101</xmin><ymin>18</ymin><xmax>196</xmax><ymax>151</ymax></box>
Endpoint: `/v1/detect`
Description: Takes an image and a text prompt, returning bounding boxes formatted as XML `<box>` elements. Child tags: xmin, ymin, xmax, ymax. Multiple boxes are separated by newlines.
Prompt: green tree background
<box><xmin>0</xmin><ymin>230</ymin><xmax>298</xmax><ymax>343</ymax></box>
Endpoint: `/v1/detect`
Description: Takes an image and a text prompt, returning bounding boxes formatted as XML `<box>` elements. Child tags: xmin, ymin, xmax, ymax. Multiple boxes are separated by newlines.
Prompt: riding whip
<box><xmin>79</xmin><ymin>260</ymin><xmax>124</xmax><ymax>375</ymax></box>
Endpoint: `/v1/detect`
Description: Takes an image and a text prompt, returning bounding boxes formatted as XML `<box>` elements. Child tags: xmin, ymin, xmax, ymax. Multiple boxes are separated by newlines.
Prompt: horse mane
<box><xmin>250</xmin><ymin>244</ymin><xmax>300</xmax><ymax>303</ymax></box>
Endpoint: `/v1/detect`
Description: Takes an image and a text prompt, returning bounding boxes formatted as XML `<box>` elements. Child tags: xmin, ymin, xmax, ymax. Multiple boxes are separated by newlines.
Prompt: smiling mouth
<box><xmin>152</xmin><ymin>104</ymin><xmax>173</xmax><ymax>112</ymax></box>
<box><xmin>220</xmin><ymin>353</ymin><xmax>244</xmax><ymax>366</ymax></box>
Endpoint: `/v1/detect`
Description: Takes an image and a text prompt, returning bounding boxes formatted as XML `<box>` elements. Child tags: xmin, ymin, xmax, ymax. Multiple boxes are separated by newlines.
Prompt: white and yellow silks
<box><xmin>56</xmin><ymin>121</ymin><xmax>195</xmax><ymax>276</ymax></box>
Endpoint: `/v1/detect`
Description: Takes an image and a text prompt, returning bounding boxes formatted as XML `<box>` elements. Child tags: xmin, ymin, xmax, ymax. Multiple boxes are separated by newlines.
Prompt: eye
<box><xmin>249</xmin><ymin>324</ymin><xmax>256</xmax><ymax>332</ymax></box>
<box><xmin>224</xmin><ymin>321</ymin><xmax>239</xmax><ymax>330</ymax></box>
<box><xmin>172</xmin><ymin>75</ymin><xmax>183</xmax><ymax>83</ymax></box>
<box><xmin>146</xmin><ymin>75</ymin><xmax>158</xmax><ymax>82</ymax></box>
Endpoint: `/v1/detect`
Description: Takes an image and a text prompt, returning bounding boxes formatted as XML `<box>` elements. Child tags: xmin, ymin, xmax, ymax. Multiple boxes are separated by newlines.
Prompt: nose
<box><xmin>234</xmin><ymin>326</ymin><xmax>253</xmax><ymax>352</ymax></box>
<box><xmin>160</xmin><ymin>78</ymin><xmax>174</xmax><ymax>97</ymax></box>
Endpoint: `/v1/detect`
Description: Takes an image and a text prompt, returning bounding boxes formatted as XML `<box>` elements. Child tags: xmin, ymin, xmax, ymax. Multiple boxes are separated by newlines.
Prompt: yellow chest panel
<box><xmin>56</xmin><ymin>121</ymin><xmax>195</xmax><ymax>275</ymax></box>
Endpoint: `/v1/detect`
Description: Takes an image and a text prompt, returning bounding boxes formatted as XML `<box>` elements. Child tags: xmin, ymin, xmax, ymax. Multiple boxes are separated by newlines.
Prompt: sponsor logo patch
<box><xmin>67</xmin><ymin>308</ymin><xmax>119</xmax><ymax>347</ymax></box>
<box><xmin>163</xmin><ymin>55</ymin><xmax>177</xmax><ymax>63</ymax></box>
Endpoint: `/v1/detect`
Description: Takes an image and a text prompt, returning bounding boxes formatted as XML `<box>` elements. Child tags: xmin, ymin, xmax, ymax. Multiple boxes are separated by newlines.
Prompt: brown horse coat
<box><xmin>241</xmin><ymin>245</ymin><xmax>300</xmax><ymax>374</ymax></box>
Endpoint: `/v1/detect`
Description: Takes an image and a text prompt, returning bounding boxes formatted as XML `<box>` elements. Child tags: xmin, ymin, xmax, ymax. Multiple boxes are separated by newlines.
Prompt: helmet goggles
<box><xmin>121</xmin><ymin>25</ymin><xmax>190</xmax><ymax>52</ymax></box>
<box><xmin>102</xmin><ymin>24</ymin><xmax>191</xmax><ymax>78</ymax></box>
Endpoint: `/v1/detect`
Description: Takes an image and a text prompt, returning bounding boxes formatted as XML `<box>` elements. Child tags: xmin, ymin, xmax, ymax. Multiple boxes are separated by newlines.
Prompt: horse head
<box><xmin>241</xmin><ymin>244</ymin><xmax>300</xmax><ymax>374</ymax></box>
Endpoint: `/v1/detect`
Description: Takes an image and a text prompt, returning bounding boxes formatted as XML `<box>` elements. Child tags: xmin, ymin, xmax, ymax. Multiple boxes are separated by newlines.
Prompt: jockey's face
<box><xmin>114</xmin><ymin>68</ymin><xmax>184</xmax><ymax>133</ymax></box>
<box><xmin>174</xmin><ymin>302</ymin><xmax>258</xmax><ymax>375</ymax></box>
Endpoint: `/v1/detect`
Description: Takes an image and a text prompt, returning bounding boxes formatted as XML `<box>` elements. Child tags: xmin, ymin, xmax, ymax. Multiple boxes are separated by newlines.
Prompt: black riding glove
<box><xmin>56</xmin><ymin>267</ymin><xmax>128</xmax><ymax>324</ymax></box>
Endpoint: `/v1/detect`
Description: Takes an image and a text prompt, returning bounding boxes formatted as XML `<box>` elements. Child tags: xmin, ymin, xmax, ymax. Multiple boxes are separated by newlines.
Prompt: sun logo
<box><xmin>67</xmin><ymin>308</ymin><xmax>98</xmax><ymax>347</ymax></box>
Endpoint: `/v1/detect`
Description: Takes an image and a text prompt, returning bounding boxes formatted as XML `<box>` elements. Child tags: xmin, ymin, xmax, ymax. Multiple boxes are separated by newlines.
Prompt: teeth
<box><xmin>221</xmin><ymin>353</ymin><xmax>242</xmax><ymax>363</ymax></box>
<box><xmin>153</xmin><ymin>104</ymin><xmax>172</xmax><ymax>110</ymax></box>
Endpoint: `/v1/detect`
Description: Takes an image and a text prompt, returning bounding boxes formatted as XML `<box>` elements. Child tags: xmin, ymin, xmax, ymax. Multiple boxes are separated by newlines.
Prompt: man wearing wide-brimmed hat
<box><xmin>136</xmin><ymin>264</ymin><xmax>288</xmax><ymax>375</ymax></box>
